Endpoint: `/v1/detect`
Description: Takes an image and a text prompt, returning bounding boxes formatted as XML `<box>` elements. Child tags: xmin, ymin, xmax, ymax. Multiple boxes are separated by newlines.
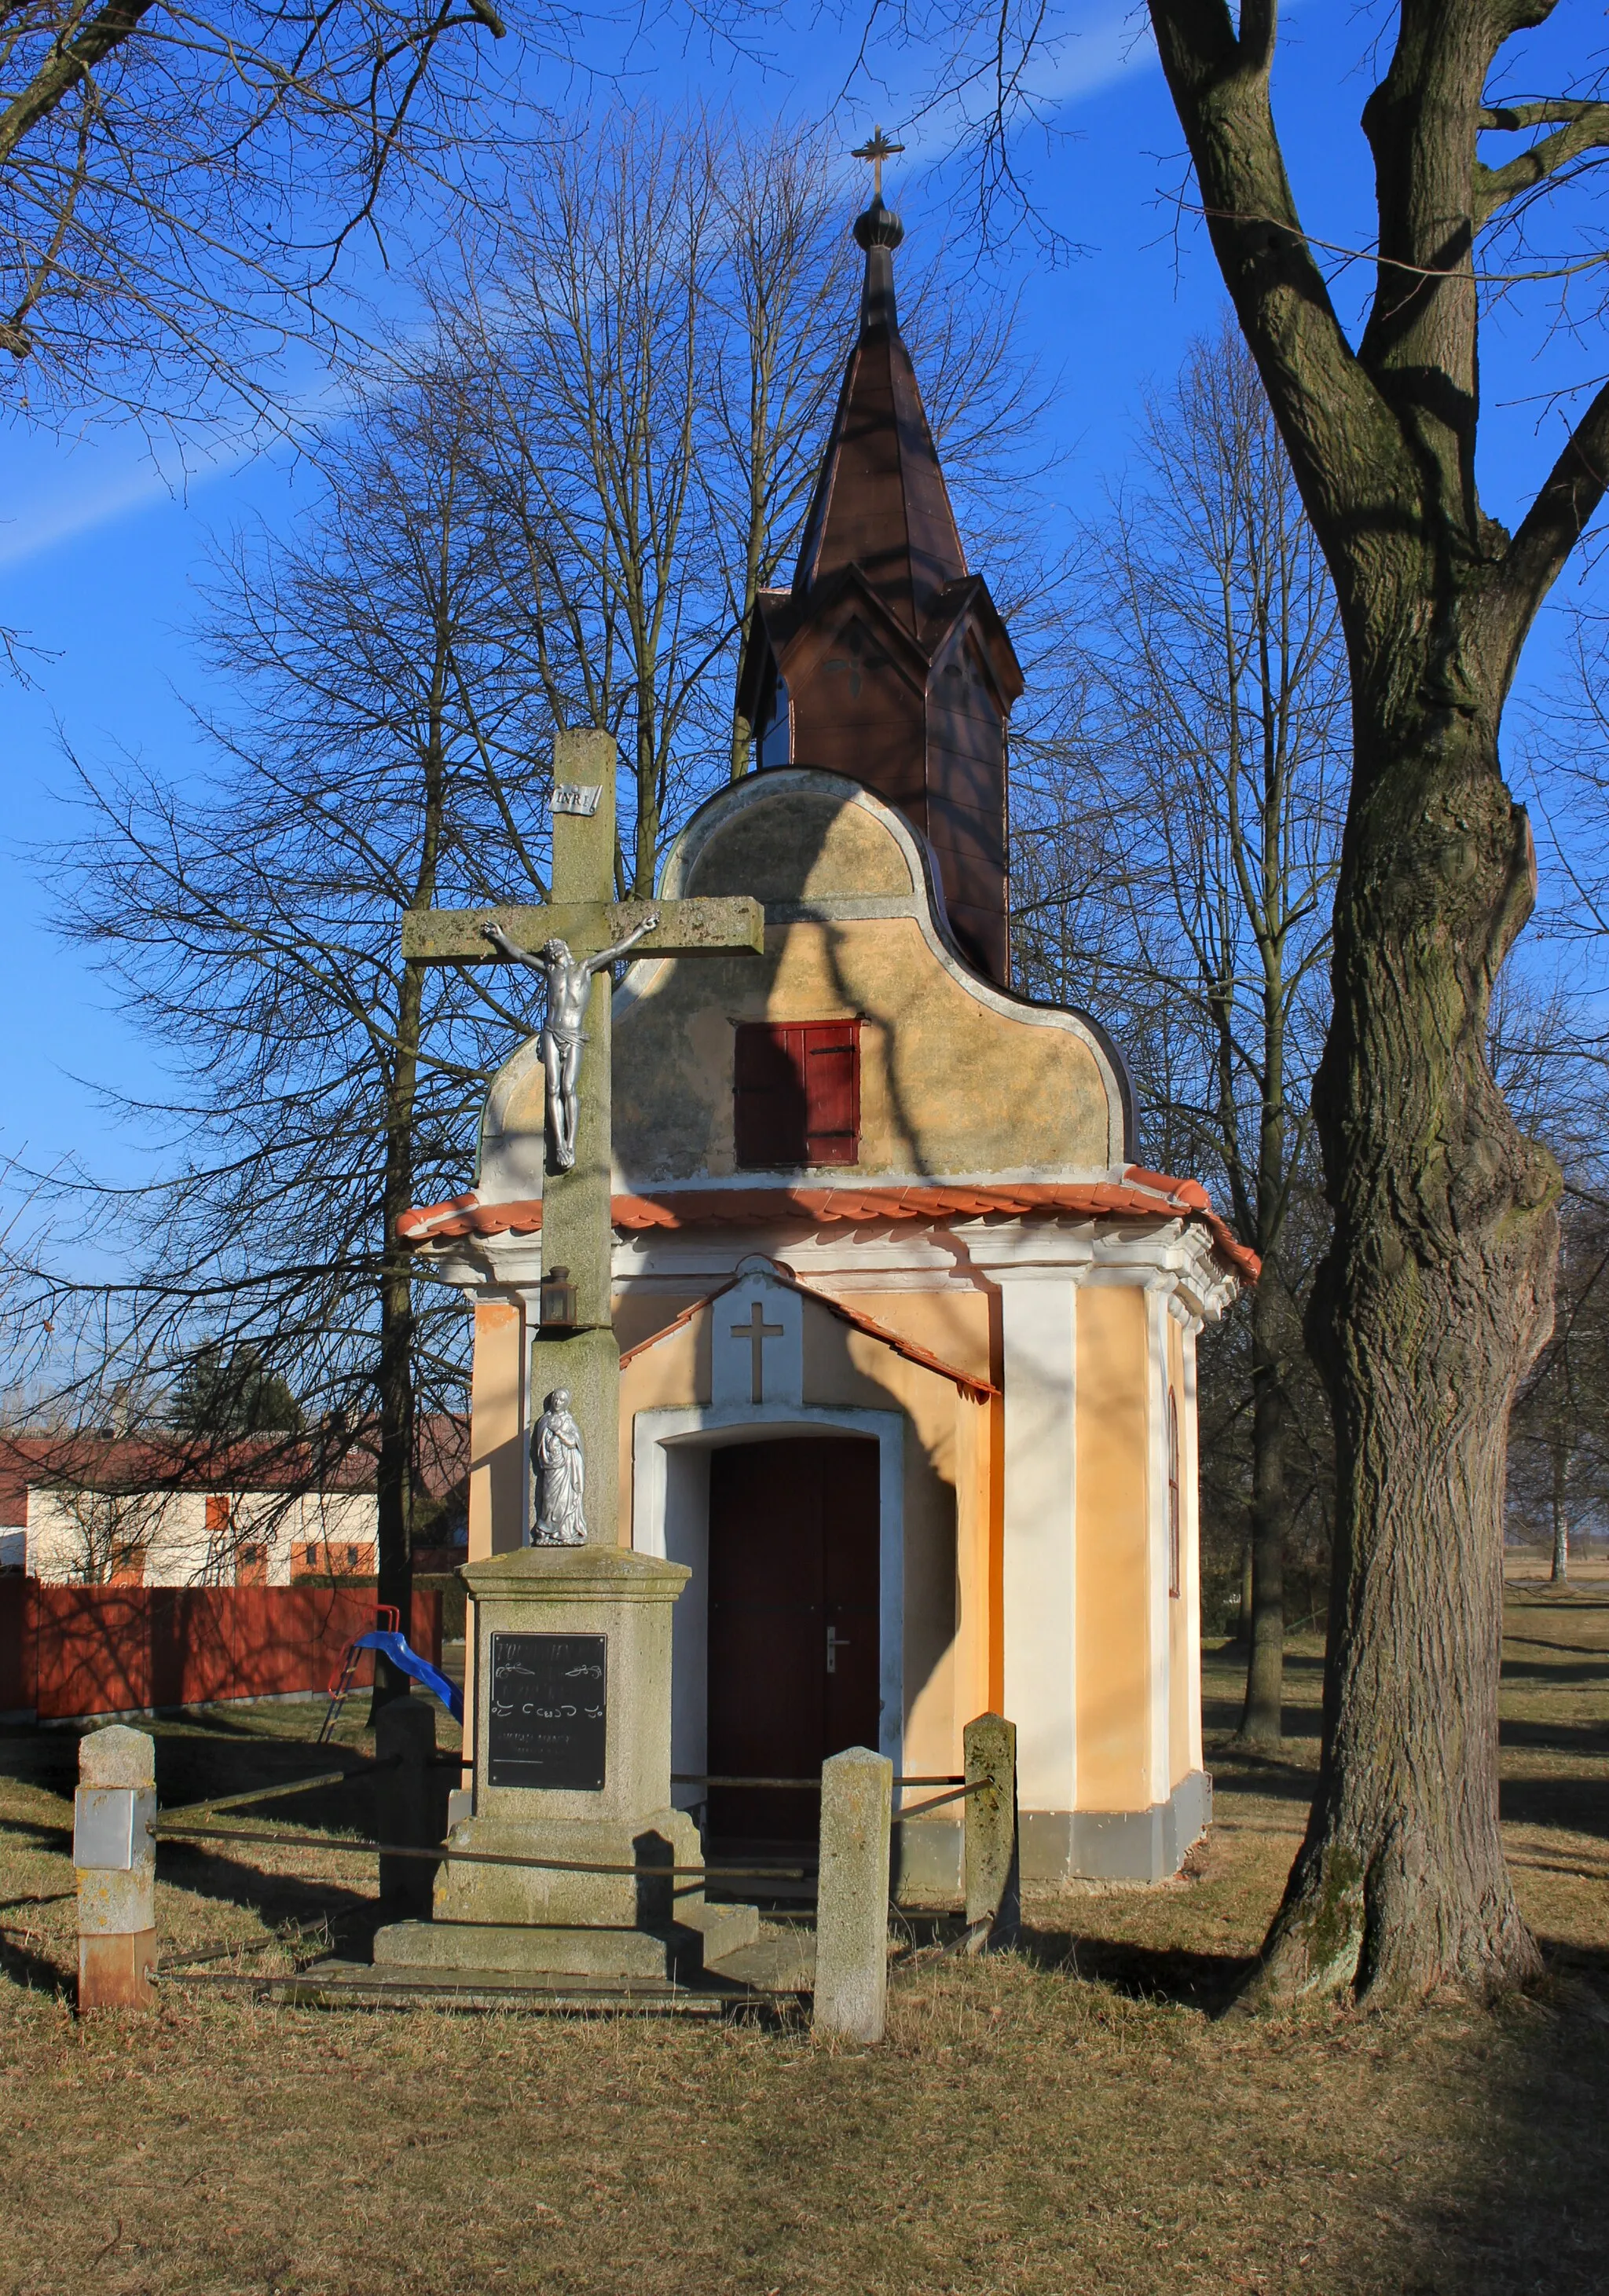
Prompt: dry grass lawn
<box><xmin>1</xmin><ymin>1566</ymin><xmax>1606</xmax><ymax>2294</ymax></box>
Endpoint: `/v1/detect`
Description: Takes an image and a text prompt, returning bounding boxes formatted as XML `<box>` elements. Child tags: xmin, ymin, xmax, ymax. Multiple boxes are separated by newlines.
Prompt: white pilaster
<box><xmin>1145</xmin><ymin>1287</ymin><xmax>1171</xmax><ymax>1806</ymax></box>
<box><xmin>1182</xmin><ymin>1320</ymin><xmax>1204</xmax><ymax>1773</ymax></box>
<box><xmin>992</xmin><ymin>1269</ymin><xmax>1079</xmax><ymax>1814</ymax></box>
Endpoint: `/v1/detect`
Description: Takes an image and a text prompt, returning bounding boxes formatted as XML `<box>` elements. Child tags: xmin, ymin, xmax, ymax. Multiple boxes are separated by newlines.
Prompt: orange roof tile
<box><xmin>399</xmin><ymin>1170</ymin><xmax>1259</xmax><ymax>1283</ymax></box>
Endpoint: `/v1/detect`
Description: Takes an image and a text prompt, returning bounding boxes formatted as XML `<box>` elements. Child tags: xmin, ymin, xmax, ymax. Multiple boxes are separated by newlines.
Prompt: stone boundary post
<box><xmin>376</xmin><ymin>1694</ymin><xmax>444</xmax><ymax>1920</ymax></box>
<box><xmin>962</xmin><ymin>1711</ymin><xmax>1020</xmax><ymax>1952</ymax></box>
<box><xmin>813</xmin><ymin>1745</ymin><xmax>892</xmax><ymax>2043</ymax></box>
<box><xmin>74</xmin><ymin>1724</ymin><xmax>156</xmax><ymax>2010</ymax></box>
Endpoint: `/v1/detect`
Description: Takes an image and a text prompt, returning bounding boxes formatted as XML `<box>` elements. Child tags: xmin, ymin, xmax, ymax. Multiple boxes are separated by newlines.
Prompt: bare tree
<box><xmin>872</xmin><ymin>0</ymin><xmax>1609</xmax><ymax>2009</ymax></box>
<box><xmin>0</xmin><ymin>0</ymin><xmax>514</xmax><ymax>428</ymax></box>
<box><xmin>1131</xmin><ymin>0</ymin><xmax>1609</xmax><ymax>2006</ymax></box>
<box><xmin>443</xmin><ymin>113</ymin><xmax>735</xmax><ymax>894</ymax></box>
<box><xmin>706</xmin><ymin>122</ymin><xmax>857</xmax><ymax>780</ymax></box>
<box><xmin>16</xmin><ymin>108</ymin><xmax>1061</xmax><ymax>1695</ymax></box>
<box><xmin>37</xmin><ymin>353</ymin><xmax>548</xmax><ymax>1697</ymax></box>
<box><xmin>1015</xmin><ymin>323</ymin><xmax>1346</xmax><ymax>1741</ymax></box>
<box><xmin>442</xmin><ymin>107</ymin><xmax>1049</xmax><ymax>888</ymax></box>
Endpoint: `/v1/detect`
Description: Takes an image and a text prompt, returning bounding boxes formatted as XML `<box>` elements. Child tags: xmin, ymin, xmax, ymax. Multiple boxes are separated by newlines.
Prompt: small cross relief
<box><xmin>713</xmin><ymin>1276</ymin><xmax>804</xmax><ymax>1412</ymax></box>
<box><xmin>732</xmin><ymin>1300</ymin><xmax>785</xmax><ymax>1404</ymax></box>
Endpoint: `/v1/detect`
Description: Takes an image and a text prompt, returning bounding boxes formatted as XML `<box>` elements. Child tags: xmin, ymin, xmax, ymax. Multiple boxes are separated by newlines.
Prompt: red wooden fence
<box><xmin>0</xmin><ymin>1581</ymin><xmax>442</xmax><ymax>1722</ymax></box>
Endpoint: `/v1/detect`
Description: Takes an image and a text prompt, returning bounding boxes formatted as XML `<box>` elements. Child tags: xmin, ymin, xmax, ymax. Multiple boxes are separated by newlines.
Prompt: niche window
<box><xmin>735</xmin><ymin>1021</ymin><xmax>860</xmax><ymax>1168</ymax></box>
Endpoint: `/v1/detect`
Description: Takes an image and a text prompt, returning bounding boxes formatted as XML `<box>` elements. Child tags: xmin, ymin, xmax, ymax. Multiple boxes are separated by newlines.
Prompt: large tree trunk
<box><xmin>1236</xmin><ymin>1288</ymin><xmax>1288</xmax><ymax>1747</ymax></box>
<box><xmin>368</xmin><ymin>700</ymin><xmax>445</xmax><ymax>1719</ymax></box>
<box><xmin>371</xmin><ymin>1010</ymin><xmax>420</xmax><ymax>1717</ymax></box>
<box><xmin>1252</xmin><ymin>687</ymin><xmax>1556</xmax><ymax>2005</ymax></box>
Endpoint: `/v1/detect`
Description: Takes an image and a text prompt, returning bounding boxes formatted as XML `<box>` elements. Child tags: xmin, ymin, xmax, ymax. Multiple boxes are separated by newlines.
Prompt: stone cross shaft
<box><xmin>401</xmin><ymin>728</ymin><xmax>765</xmax><ymax>1543</ymax></box>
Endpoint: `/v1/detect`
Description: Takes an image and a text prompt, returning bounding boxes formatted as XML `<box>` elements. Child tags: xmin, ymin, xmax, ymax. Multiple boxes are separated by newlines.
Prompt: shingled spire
<box><xmin>736</xmin><ymin>174</ymin><xmax>1024</xmax><ymax>985</ymax></box>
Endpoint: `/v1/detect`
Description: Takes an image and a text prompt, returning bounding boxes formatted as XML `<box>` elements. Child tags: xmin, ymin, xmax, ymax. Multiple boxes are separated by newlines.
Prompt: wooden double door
<box><xmin>706</xmin><ymin>1436</ymin><xmax>881</xmax><ymax>1842</ymax></box>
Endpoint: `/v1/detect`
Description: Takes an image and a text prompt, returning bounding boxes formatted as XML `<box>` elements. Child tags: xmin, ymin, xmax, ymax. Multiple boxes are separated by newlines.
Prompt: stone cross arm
<box><xmin>401</xmin><ymin>896</ymin><xmax>764</xmax><ymax>963</ymax></box>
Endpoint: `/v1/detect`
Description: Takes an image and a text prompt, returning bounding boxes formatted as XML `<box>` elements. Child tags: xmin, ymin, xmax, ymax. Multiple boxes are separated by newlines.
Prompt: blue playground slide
<box><xmin>351</xmin><ymin>1629</ymin><xmax>464</xmax><ymax>1723</ymax></box>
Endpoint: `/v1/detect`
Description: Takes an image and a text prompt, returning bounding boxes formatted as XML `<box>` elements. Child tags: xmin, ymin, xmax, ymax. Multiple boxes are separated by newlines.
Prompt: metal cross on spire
<box><xmin>851</xmin><ymin>124</ymin><xmax>904</xmax><ymax>199</ymax></box>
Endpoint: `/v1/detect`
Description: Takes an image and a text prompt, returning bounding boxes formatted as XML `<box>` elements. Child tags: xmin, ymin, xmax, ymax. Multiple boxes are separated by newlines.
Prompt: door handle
<box><xmin>826</xmin><ymin>1624</ymin><xmax>851</xmax><ymax>1675</ymax></box>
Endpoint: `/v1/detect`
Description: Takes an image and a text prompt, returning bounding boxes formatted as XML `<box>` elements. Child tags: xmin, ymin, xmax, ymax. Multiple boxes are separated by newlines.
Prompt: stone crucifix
<box><xmin>401</xmin><ymin>728</ymin><xmax>766</xmax><ymax>1545</ymax></box>
<box><xmin>482</xmin><ymin>906</ymin><xmax>661</xmax><ymax>1173</ymax></box>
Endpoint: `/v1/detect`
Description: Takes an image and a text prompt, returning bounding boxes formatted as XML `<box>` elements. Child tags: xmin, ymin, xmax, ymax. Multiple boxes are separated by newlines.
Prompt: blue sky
<box><xmin>1</xmin><ymin>0</ymin><xmax>1601</xmax><ymax>1193</ymax></box>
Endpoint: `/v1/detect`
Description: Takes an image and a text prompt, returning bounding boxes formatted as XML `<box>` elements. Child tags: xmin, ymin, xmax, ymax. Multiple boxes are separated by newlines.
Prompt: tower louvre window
<box><xmin>735</xmin><ymin>1021</ymin><xmax>860</xmax><ymax>1168</ymax></box>
<box><xmin>757</xmin><ymin>675</ymin><xmax>791</xmax><ymax>769</ymax></box>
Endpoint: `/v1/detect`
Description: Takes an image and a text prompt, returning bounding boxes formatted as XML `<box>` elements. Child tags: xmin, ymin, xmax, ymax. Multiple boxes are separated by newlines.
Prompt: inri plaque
<box><xmin>486</xmin><ymin>1631</ymin><xmax>607</xmax><ymax>1790</ymax></box>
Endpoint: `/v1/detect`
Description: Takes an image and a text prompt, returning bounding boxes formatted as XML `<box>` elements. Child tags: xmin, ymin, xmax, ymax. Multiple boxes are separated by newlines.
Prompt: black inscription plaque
<box><xmin>486</xmin><ymin>1631</ymin><xmax>607</xmax><ymax>1790</ymax></box>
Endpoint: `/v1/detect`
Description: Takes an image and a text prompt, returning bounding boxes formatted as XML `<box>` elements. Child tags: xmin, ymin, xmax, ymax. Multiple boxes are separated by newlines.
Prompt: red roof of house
<box><xmin>0</xmin><ymin>1416</ymin><xmax>470</xmax><ymax>1504</ymax></box>
<box><xmin>398</xmin><ymin>1169</ymin><xmax>1260</xmax><ymax>1283</ymax></box>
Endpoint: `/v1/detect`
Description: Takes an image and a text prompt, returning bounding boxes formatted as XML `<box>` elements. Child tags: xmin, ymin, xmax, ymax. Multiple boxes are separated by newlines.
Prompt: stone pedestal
<box><xmin>374</xmin><ymin>1543</ymin><xmax>755</xmax><ymax>1980</ymax></box>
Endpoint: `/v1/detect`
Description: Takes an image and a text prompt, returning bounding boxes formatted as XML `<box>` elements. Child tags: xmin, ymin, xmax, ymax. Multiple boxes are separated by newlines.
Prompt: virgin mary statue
<box><xmin>531</xmin><ymin>1389</ymin><xmax>587</xmax><ymax>1545</ymax></box>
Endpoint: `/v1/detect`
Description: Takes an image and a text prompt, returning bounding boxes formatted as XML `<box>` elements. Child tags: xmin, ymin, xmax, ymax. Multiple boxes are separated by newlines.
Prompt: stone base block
<box><xmin>374</xmin><ymin>1920</ymin><xmax>683</xmax><ymax>1981</ymax></box>
<box><xmin>1021</xmin><ymin>1771</ymin><xmax>1213</xmax><ymax>1886</ymax></box>
<box><xmin>673</xmin><ymin>1896</ymin><xmax>759</xmax><ymax>1967</ymax></box>
<box><xmin>892</xmin><ymin>1816</ymin><xmax>962</xmax><ymax>1907</ymax></box>
<box><xmin>79</xmin><ymin>1929</ymin><xmax>156</xmax><ymax>2010</ymax></box>
<box><xmin>433</xmin><ymin>1805</ymin><xmax>703</xmax><ymax>1930</ymax></box>
<box><xmin>376</xmin><ymin>1895</ymin><xmax>760</xmax><ymax>1983</ymax></box>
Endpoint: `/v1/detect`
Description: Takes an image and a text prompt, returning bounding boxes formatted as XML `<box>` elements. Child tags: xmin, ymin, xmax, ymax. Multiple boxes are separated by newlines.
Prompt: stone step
<box><xmin>372</xmin><ymin>1903</ymin><xmax>764</xmax><ymax>1984</ymax></box>
<box><xmin>288</xmin><ymin>1960</ymin><xmax>739</xmax><ymax>2014</ymax></box>
<box><xmin>702</xmin><ymin>1931</ymin><xmax>817</xmax><ymax>1993</ymax></box>
<box><xmin>669</xmin><ymin>1896</ymin><xmax>761</xmax><ymax>1965</ymax></box>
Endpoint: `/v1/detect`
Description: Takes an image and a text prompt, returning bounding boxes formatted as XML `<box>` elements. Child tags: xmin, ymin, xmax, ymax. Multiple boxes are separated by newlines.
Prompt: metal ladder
<box><xmin>317</xmin><ymin>1606</ymin><xmax>401</xmax><ymax>1744</ymax></box>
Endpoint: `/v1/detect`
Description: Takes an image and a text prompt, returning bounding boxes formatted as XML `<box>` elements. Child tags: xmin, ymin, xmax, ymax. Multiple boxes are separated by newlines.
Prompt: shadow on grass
<box><xmin>1501</xmin><ymin>1774</ymin><xmax>1609</xmax><ymax>1840</ymax></box>
<box><xmin>0</xmin><ymin>1712</ymin><xmax>392</xmax><ymax>1961</ymax></box>
<box><xmin>0</xmin><ymin>1928</ymin><xmax>69</xmax><ymax>1995</ymax></box>
<box><xmin>1501</xmin><ymin>1712</ymin><xmax>1609</xmax><ymax>1756</ymax></box>
<box><xmin>1395</xmin><ymin>1985</ymin><xmax>1609</xmax><ymax>2293</ymax></box>
<box><xmin>0</xmin><ymin>1816</ymin><xmax>71</xmax><ymax>1866</ymax></box>
<box><xmin>1016</xmin><ymin>1919</ymin><xmax>1258</xmax><ymax>2012</ymax></box>
<box><xmin>156</xmin><ymin>1840</ymin><xmax>382</xmax><ymax>1951</ymax></box>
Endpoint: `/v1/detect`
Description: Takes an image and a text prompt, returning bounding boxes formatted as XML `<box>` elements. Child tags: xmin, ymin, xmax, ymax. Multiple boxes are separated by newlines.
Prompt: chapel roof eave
<box><xmin>396</xmin><ymin>1174</ymin><xmax>1260</xmax><ymax>1288</ymax></box>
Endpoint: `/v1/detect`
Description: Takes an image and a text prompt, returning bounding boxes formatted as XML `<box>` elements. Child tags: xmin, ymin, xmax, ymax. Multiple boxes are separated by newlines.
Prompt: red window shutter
<box><xmin>735</xmin><ymin>1020</ymin><xmax>860</xmax><ymax>1169</ymax></box>
<box><xmin>804</xmin><ymin>1023</ymin><xmax>859</xmax><ymax>1164</ymax></box>
<box><xmin>735</xmin><ymin>1024</ymin><xmax>808</xmax><ymax>1165</ymax></box>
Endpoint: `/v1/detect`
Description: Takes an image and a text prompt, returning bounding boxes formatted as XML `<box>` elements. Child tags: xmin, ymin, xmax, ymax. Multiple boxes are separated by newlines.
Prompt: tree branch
<box><xmin>1475</xmin><ymin>101</ymin><xmax>1609</xmax><ymax>224</ymax></box>
<box><xmin>1490</xmin><ymin>376</ymin><xmax>1609</xmax><ymax>685</ymax></box>
<box><xmin>0</xmin><ymin>0</ymin><xmax>154</xmax><ymax>167</ymax></box>
<box><xmin>1146</xmin><ymin>0</ymin><xmax>1411</xmax><ymax>552</ymax></box>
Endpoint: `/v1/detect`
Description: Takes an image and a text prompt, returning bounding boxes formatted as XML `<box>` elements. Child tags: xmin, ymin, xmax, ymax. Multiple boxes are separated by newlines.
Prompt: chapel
<box><xmin>401</xmin><ymin>186</ymin><xmax>1253</xmax><ymax>1891</ymax></box>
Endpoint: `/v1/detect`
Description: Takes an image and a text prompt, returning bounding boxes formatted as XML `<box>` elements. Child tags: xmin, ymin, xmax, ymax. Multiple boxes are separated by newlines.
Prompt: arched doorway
<box><xmin>706</xmin><ymin>1435</ymin><xmax>880</xmax><ymax>1841</ymax></box>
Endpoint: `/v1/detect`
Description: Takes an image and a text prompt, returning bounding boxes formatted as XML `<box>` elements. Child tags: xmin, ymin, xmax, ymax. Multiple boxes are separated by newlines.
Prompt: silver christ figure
<box><xmin>531</xmin><ymin>1387</ymin><xmax>588</xmax><ymax>1544</ymax></box>
<box><xmin>483</xmin><ymin>913</ymin><xmax>658</xmax><ymax>1170</ymax></box>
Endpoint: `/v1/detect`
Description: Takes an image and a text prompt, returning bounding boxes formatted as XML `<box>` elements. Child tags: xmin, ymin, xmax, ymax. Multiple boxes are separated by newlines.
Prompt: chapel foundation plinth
<box><xmin>373</xmin><ymin>1543</ymin><xmax>756</xmax><ymax>1982</ymax></box>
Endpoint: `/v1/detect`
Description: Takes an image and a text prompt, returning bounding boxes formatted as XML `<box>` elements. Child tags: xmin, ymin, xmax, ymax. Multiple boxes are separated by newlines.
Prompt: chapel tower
<box><xmin>735</xmin><ymin>190</ymin><xmax>1024</xmax><ymax>984</ymax></box>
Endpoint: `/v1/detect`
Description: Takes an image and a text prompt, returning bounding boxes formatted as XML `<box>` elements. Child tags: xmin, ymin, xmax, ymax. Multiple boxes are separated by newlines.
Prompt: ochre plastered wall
<box><xmin>1073</xmin><ymin>1283</ymin><xmax>1153</xmax><ymax>1812</ymax></box>
<box><xmin>618</xmin><ymin>1289</ymin><xmax>988</xmax><ymax>1778</ymax></box>
<box><xmin>607</xmin><ymin>788</ymin><xmax>1112</xmax><ymax>1181</ymax></box>
<box><xmin>614</xmin><ymin>1313</ymin><xmax>706</xmax><ymax>1543</ymax></box>
<box><xmin>1167</xmin><ymin>1313</ymin><xmax>1193</xmax><ymax>1790</ymax></box>
<box><xmin>469</xmin><ymin>1301</ymin><xmax>524</xmax><ymax>1562</ymax></box>
<box><xmin>464</xmin><ymin>1297</ymin><xmax>524</xmax><ymax>1783</ymax></box>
